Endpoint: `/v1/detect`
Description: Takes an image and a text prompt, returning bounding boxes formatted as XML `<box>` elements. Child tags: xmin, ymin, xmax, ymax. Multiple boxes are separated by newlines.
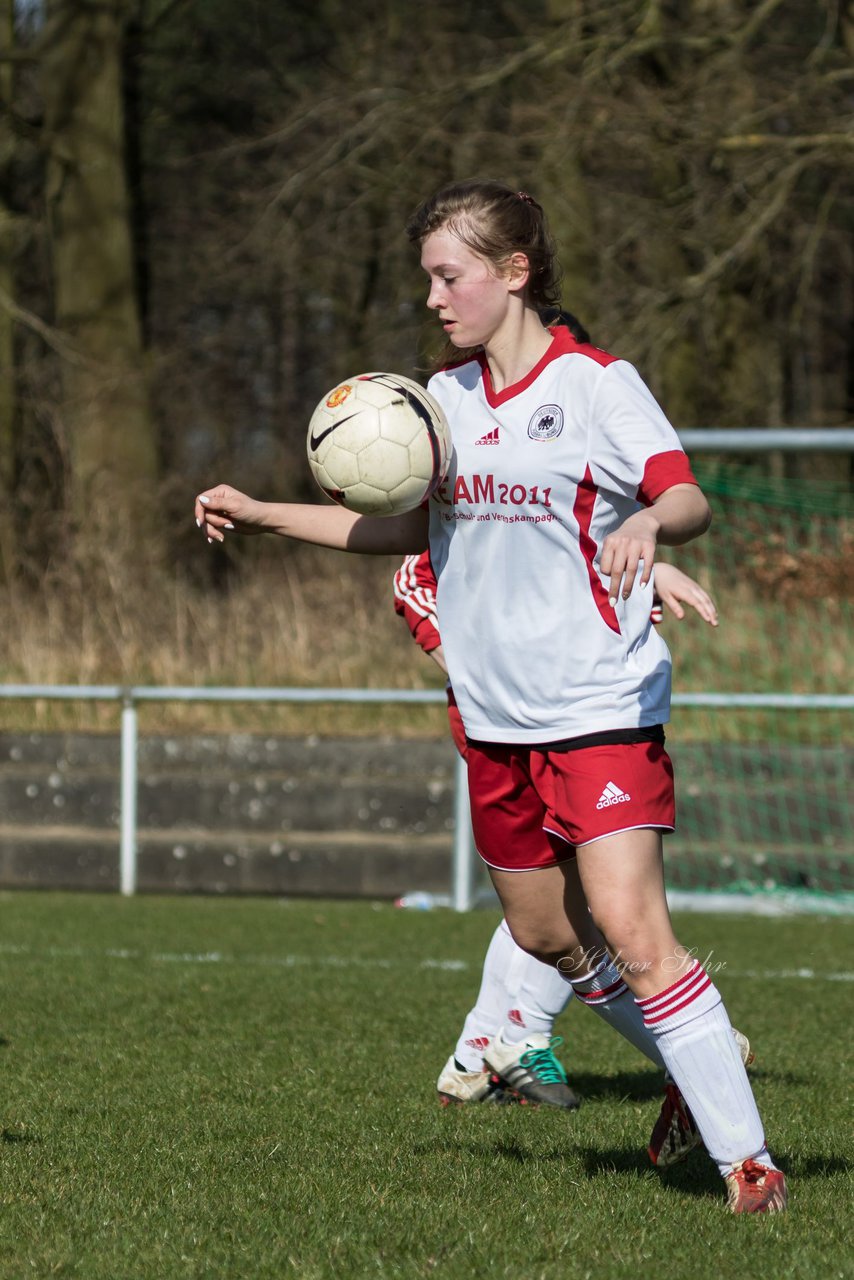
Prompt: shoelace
<box><xmin>519</xmin><ymin>1036</ymin><xmax>569</xmax><ymax>1084</ymax></box>
<box><xmin>739</xmin><ymin>1160</ymin><xmax>768</xmax><ymax>1185</ymax></box>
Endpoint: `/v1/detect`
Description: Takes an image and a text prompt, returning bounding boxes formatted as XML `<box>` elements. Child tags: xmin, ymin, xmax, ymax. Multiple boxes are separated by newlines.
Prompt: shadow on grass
<box><xmin>579</xmin><ymin>1146</ymin><xmax>723</xmax><ymax>1198</ymax></box>
<box><xmin>566</xmin><ymin>1065</ymin><xmax>813</xmax><ymax>1102</ymax></box>
<box><xmin>414</xmin><ymin>1138</ymin><xmax>720</xmax><ymax>1202</ymax></box>
<box><xmin>566</xmin><ymin>1068</ymin><xmax>663</xmax><ymax>1103</ymax></box>
<box><xmin>783</xmin><ymin>1153</ymin><xmax>850</xmax><ymax>1178</ymax></box>
<box><xmin>2</xmin><ymin>1126</ymin><xmax>40</xmax><ymax>1144</ymax></box>
<box><xmin>415</xmin><ymin>1134</ymin><xmax>848</xmax><ymax>1197</ymax></box>
<box><xmin>414</xmin><ymin>1136</ymin><xmax>570</xmax><ymax>1165</ymax></box>
<box><xmin>578</xmin><ymin>1148</ymin><xmax>850</xmax><ymax>1196</ymax></box>
<box><xmin>563</xmin><ymin>1068</ymin><xmax>820</xmax><ymax>1113</ymax></box>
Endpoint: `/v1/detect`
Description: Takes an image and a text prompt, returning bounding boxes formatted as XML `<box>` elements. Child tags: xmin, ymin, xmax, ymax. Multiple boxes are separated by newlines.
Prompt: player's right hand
<box><xmin>194</xmin><ymin>484</ymin><xmax>268</xmax><ymax>542</ymax></box>
<box><xmin>653</xmin><ymin>563</ymin><xmax>719</xmax><ymax>626</ymax></box>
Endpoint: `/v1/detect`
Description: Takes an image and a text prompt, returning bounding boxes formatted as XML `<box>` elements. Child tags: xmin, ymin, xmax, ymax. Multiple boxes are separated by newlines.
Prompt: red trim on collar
<box><xmin>480</xmin><ymin>327</ymin><xmax>619</xmax><ymax>408</ymax></box>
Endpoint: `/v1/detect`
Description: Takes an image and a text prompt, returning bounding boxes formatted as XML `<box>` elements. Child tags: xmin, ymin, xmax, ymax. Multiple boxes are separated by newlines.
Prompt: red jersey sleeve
<box><xmin>638</xmin><ymin>450</ymin><xmax>699</xmax><ymax>506</ymax></box>
<box><xmin>393</xmin><ymin>553</ymin><xmax>442</xmax><ymax>654</ymax></box>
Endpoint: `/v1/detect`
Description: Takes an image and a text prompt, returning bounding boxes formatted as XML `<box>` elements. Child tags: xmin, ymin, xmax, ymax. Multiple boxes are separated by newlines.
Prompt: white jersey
<box><xmin>425</xmin><ymin>327</ymin><xmax>698</xmax><ymax>744</ymax></box>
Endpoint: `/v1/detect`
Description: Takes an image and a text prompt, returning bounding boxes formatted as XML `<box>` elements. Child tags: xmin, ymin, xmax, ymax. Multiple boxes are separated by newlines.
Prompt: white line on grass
<box><xmin>0</xmin><ymin>942</ymin><xmax>850</xmax><ymax>981</ymax></box>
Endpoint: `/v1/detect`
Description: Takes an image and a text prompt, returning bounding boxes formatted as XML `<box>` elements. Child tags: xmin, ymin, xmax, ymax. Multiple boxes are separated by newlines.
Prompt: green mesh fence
<box><xmin>658</xmin><ymin>464</ymin><xmax>852</xmax><ymax>909</ymax></box>
<box><xmin>471</xmin><ymin>464</ymin><xmax>854</xmax><ymax>911</ymax></box>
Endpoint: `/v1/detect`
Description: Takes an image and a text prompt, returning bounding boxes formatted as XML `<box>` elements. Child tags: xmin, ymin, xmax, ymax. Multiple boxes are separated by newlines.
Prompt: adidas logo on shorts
<box><xmin>596</xmin><ymin>781</ymin><xmax>631</xmax><ymax>809</ymax></box>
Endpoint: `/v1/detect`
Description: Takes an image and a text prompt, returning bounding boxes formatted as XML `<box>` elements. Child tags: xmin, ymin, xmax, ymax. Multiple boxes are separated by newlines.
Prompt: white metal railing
<box><xmin>677</xmin><ymin>428</ymin><xmax>854</xmax><ymax>451</ymax></box>
<box><xmin>1</xmin><ymin>683</ymin><xmax>852</xmax><ymax>909</ymax></box>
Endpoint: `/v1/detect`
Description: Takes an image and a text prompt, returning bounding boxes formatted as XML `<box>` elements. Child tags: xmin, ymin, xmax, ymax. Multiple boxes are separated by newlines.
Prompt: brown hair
<box><xmin>406</xmin><ymin>179</ymin><xmax>562</xmax><ymax>366</ymax></box>
<box><xmin>407</xmin><ymin>179</ymin><xmax>560</xmax><ymax>306</ymax></box>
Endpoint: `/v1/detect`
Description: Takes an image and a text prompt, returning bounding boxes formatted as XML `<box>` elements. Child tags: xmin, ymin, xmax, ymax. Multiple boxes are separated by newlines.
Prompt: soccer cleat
<box><xmin>648</xmin><ymin>1079</ymin><xmax>700</xmax><ymax>1167</ymax></box>
<box><xmin>733</xmin><ymin>1028</ymin><xmax>755</xmax><ymax>1068</ymax></box>
<box><xmin>482</xmin><ymin>1030</ymin><xmax>581</xmax><ymax>1110</ymax></box>
<box><xmin>725</xmin><ymin>1160</ymin><xmax>788</xmax><ymax>1213</ymax></box>
<box><xmin>648</xmin><ymin>1026</ymin><xmax>754</xmax><ymax>1167</ymax></box>
<box><xmin>436</xmin><ymin>1056</ymin><xmax>515</xmax><ymax>1105</ymax></box>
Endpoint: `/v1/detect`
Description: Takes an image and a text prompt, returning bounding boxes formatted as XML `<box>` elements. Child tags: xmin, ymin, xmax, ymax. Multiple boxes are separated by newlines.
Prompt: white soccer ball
<box><xmin>306</xmin><ymin>372</ymin><xmax>453</xmax><ymax>517</ymax></box>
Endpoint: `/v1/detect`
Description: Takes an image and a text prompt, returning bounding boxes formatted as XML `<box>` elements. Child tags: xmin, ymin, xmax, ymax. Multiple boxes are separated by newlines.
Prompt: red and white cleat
<box><xmin>725</xmin><ymin>1160</ymin><xmax>788</xmax><ymax>1213</ymax></box>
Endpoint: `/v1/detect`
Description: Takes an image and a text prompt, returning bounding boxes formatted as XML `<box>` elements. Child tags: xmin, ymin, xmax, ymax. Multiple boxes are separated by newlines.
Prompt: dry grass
<box><xmin>0</xmin><ymin>536</ymin><xmax>849</xmax><ymax>735</ymax></box>
<box><xmin>0</xmin><ymin>543</ymin><xmax>448</xmax><ymax>734</ymax></box>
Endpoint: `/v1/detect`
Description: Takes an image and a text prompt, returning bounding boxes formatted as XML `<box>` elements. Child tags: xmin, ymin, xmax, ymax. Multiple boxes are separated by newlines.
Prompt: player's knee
<box><xmin>589</xmin><ymin>910</ymin><xmax>654</xmax><ymax>972</ymax></box>
<box><xmin>504</xmin><ymin>918</ymin><xmax>568</xmax><ymax>966</ymax></box>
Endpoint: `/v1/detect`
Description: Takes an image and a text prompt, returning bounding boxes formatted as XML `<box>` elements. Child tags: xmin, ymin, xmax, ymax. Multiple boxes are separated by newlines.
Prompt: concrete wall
<box><xmin>0</xmin><ymin>732</ymin><xmax>459</xmax><ymax>898</ymax></box>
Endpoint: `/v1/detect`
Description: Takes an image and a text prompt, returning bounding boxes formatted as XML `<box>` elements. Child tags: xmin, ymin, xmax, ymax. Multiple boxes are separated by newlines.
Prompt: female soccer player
<box><xmin>195</xmin><ymin>179</ymin><xmax>786</xmax><ymax>1212</ymax></box>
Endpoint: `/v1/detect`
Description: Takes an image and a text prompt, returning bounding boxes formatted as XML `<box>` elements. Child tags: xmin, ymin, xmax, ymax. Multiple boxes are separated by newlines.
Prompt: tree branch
<box><xmin>0</xmin><ymin>288</ymin><xmax>90</xmax><ymax>367</ymax></box>
<box><xmin>679</xmin><ymin>159</ymin><xmax>808</xmax><ymax>299</ymax></box>
<box><xmin>718</xmin><ymin>133</ymin><xmax>854</xmax><ymax>150</ymax></box>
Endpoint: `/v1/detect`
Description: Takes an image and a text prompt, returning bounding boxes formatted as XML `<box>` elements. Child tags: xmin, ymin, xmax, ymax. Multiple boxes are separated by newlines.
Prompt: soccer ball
<box><xmin>306</xmin><ymin>372</ymin><xmax>453</xmax><ymax>517</ymax></box>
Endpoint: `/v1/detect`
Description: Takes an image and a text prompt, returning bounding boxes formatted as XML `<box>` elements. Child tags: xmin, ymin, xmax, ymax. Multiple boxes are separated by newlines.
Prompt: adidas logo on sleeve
<box><xmin>596</xmin><ymin>781</ymin><xmax>631</xmax><ymax>809</ymax></box>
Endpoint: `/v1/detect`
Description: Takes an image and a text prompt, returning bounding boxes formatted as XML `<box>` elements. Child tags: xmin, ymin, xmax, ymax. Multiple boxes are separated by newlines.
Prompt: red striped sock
<box><xmin>637</xmin><ymin>959</ymin><xmax>720</xmax><ymax>1032</ymax></box>
<box><xmin>568</xmin><ymin>956</ymin><xmax>629</xmax><ymax>1006</ymax></box>
<box><xmin>636</xmin><ymin>962</ymin><xmax>767</xmax><ymax>1167</ymax></box>
<box><xmin>567</xmin><ymin>958</ymin><xmax>663</xmax><ymax>1067</ymax></box>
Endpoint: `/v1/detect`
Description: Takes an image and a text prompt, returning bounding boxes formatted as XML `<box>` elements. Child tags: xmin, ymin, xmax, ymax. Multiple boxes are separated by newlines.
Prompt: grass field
<box><xmin>1</xmin><ymin>893</ymin><xmax>851</xmax><ymax>1279</ymax></box>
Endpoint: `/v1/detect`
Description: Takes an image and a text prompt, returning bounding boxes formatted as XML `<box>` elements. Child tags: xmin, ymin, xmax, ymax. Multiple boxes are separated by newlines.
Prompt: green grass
<box><xmin>0</xmin><ymin>895</ymin><xmax>851</xmax><ymax>1279</ymax></box>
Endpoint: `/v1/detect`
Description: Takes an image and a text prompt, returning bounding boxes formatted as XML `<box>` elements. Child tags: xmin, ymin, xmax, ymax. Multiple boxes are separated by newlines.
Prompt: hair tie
<box><xmin>516</xmin><ymin>190</ymin><xmax>536</xmax><ymax>205</ymax></box>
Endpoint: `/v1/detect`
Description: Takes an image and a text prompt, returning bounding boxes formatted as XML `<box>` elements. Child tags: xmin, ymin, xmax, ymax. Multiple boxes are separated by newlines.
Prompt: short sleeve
<box><xmin>588</xmin><ymin>361</ymin><xmax>697</xmax><ymax>504</ymax></box>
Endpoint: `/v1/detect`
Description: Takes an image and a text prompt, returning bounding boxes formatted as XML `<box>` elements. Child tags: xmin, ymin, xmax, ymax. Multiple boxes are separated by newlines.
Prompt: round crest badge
<box><xmin>527</xmin><ymin>404</ymin><xmax>564</xmax><ymax>441</ymax></box>
<box><xmin>325</xmin><ymin>384</ymin><xmax>353</xmax><ymax>409</ymax></box>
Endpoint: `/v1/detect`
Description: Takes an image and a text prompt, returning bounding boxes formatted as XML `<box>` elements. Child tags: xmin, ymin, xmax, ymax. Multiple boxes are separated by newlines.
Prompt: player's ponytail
<box><xmin>538</xmin><ymin>306</ymin><xmax>591</xmax><ymax>345</ymax></box>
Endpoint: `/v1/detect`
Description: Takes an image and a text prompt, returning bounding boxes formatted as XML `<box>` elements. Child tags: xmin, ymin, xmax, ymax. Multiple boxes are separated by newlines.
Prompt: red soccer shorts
<box><xmin>445</xmin><ymin>688</ymin><xmax>469</xmax><ymax>759</ymax></box>
<box><xmin>466</xmin><ymin>740</ymin><xmax>676</xmax><ymax>872</ymax></box>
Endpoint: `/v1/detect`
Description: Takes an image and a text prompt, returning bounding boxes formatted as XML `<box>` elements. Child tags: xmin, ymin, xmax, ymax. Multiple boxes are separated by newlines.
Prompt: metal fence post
<box><xmin>451</xmin><ymin>751</ymin><xmax>475</xmax><ymax>912</ymax></box>
<box><xmin>120</xmin><ymin>693</ymin><xmax>138</xmax><ymax>896</ymax></box>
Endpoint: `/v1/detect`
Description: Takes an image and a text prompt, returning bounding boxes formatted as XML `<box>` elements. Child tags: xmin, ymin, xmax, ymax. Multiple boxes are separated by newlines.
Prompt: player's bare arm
<box><xmin>426</xmin><ymin>643</ymin><xmax>449</xmax><ymax>675</ymax></box>
<box><xmin>195</xmin><ymin>485</ymin><xmax>428</xmax><ymax>556</ymax></box>
<box><xmin>600</xmin><ymin>483</ymin><xmax>712</xmax><ymax>605</ymax></box>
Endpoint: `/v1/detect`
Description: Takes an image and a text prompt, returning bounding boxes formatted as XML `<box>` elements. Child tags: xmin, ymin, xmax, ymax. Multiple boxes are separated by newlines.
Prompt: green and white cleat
<box><xmin>482</xmin><ymin>1029</ymin><xmax>580</xmax><ymax>1110</ymax></box>
<box><xmin>437</xmin><ymin>1055</ymin><xmax>516</xmax><ymax>1105</ymax></box>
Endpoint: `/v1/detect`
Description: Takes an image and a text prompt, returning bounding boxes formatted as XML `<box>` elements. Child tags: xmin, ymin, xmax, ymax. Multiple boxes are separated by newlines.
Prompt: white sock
<box><xmin>637</xmin><ymin>961</ymin><xmax>774</xmax><ymax>1173</ymax></box>
<box><xmin>566</xmin><ymin>957</ymin><xmax>665</xmax><ymax>1068</ymax></box>
<box><xmin>453</xmin><ymin>920</ymin><xmax>573</xmax><ymax>1071</ymax></box>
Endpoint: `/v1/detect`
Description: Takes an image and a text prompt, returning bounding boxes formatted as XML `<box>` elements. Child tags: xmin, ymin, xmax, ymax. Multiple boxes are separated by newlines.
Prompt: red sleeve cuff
<box><xmin>638</xmin><ymin>450</ymin><xmax>698</xmax><ymax>506</ymax></box>
<box><xmin>411</xmin><ymin>615</ymin><xmax>441</xmax><ymax>654</ymax></box>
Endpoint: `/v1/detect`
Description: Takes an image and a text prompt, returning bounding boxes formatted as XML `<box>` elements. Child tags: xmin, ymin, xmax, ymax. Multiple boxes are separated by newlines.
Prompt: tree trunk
<box><xmin>0</xmin><ymin>0</ymin><xmax>15</xmax><ymax>493</ymax></box>
<box><xmin>0</xmin><ymin>0</ymin><xmax>17</xmax><ymax>580</ymax></box>
<box><xmin>41</xmin><ymin>0</ymin><xmax>156</xmax><ymax>539</ymax></box>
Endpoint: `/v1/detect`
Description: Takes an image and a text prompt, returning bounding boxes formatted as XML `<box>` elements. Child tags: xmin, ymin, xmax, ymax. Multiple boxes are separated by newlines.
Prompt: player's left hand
<box><xmin>599</xmin><ymin>510</ymin><xmax>659</xmax><ymax>606</ymax></box>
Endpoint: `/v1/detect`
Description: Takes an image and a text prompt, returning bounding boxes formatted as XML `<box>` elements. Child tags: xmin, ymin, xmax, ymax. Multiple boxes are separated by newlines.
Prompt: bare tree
<box><xmin>6</xmin><ymin>0</ymin><xmax>853</xmax><ymax>569</ymax></box>
<box><xmin>41</xmin><ymin>0</ymin><xmax>156</xmax><ymax>535</ymax></box>
<box><xmin>0</xmin><ymin>0</ymin><xmax>15</xmax><ymax>558</ymax></box>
